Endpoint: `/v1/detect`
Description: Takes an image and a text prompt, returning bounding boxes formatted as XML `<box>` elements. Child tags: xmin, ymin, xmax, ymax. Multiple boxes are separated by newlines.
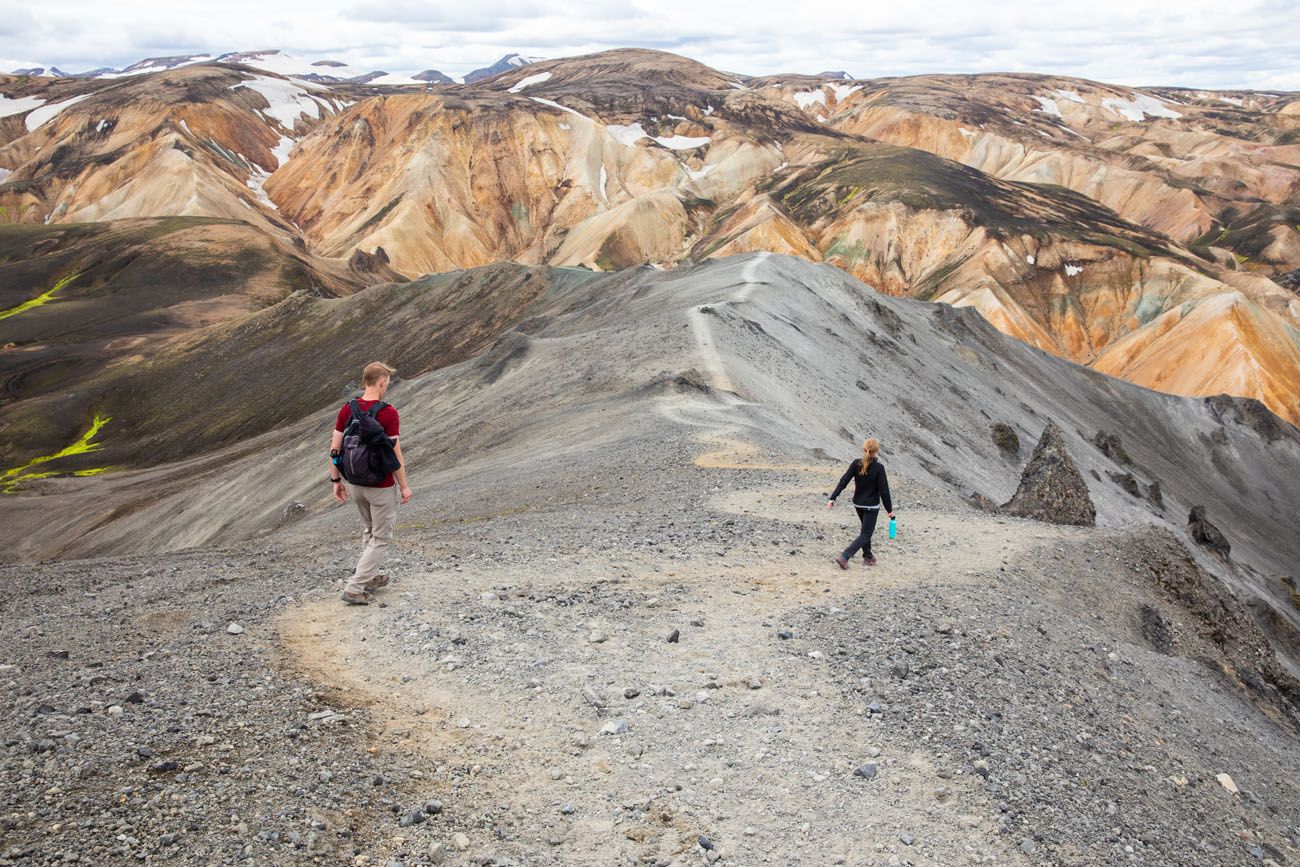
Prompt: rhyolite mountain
<box><xmin>1</xmin><ymin>47</ymin><xmax>1298</xmax><ymax>428</ymax></box>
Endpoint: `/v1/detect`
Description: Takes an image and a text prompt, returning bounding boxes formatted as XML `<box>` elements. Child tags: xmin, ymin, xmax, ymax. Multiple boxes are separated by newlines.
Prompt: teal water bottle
<box><xmin>888</xmin><ymin>516</ymin><xmax>897</xmax><ymax>539</ymax></box>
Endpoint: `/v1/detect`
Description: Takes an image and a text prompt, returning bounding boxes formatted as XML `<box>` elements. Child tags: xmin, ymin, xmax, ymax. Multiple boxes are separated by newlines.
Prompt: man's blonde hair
<box><xmin>363</xmin><ymin>361</ymin><xmax>396</xmax><ymax>386</ymax></box>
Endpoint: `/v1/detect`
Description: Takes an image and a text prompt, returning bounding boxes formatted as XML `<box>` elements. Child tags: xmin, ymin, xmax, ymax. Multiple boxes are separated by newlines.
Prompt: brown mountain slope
<box><xmin>0</xmin><ymin>217</ymin><xmax>375</xmax><ymax>470</ymax></box>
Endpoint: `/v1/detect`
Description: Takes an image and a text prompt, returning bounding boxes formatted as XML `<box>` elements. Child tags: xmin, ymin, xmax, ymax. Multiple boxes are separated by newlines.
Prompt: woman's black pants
<box><xmin>842</xmin><ymin>507</ymin><xmax>880</xmax><ymax>560</ymax></box>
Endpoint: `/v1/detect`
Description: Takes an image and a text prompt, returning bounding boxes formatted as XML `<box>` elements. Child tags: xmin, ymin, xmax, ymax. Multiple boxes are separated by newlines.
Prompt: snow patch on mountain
<box><xmin>0</xmin><ymin>93</ymin><xmax>46</xmax><ymax>119</ymax></box>
<box><xmin>1053</xmin><ymin>89</ymin><xmax>1086</xmax><ymax>104</ymax></box>
<box><xmin>229</xmin><ymin>75</ymin><xmax>324</xmax><ymax>129</ymax></box>
<box><xmin>653</xmin><ymin>134</ymin><xmax>710</xmax><ymax>150</ymax></box>
<box><xmin>1032</xmin><ymin>95</ymin><xmax>1063</xmax><ymax>117</ymax></box>
<box><xmin>606</xmin><ymin>123</ymin><xmax>648</xmax><ymax>146</ymax></box>
<box><xmin>239</xmin><ymin>152</ymin><xmax>278</xmax><ymax>209</ymax></box>
<box><xmin>508</xmin><ymin>71</ymin><xmax>552</xmax><ymax>93</ymax></box>
<box><xmin>271</xmin><ymin>135</ymin><xmax>295</xmax><ymax>168</ymax></box>
<box><xmin>530</xmin><ymin>97</ymin><xmax>586</xmax><ymax>119</ymax></box>
<box><xmin>1101</xmin><ymin>92</ymin><xmax>1181</xmax><ymax>121</ymax></box>
<box><xmin>794</xmin><ymin>89</ymin><xmax>826</xmax><ymax>109</ymax></box>
<box><xmin>24</xmin><ymin>94</ymin><xmax>90</xmax><ymax>131</ymax></box>
<box><xmin>830</xmin><ymin>84</ymin><xmax>861</xmax><ymax>102</ymax></box>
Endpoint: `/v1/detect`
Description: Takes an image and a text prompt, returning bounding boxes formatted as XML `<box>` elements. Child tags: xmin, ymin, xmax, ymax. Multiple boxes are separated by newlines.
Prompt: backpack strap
<box><xmin>368</xmin><ymin>401</ymin><xmax>389</xmax><ymax>417</ymax></box>
<box><xmin>348</xmin><ymin>398</ymin><xmax>362</xmax><ymax>421</ymax></box>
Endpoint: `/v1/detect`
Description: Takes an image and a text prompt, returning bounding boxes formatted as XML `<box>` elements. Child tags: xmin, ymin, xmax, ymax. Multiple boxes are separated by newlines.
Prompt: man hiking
<box><xmin>329</xmin><ymin>362</ymin><xmax>412</xmax><ymax>605</ymax></box>
<box><xmin>826</xmin><ymin>437</ymin><xmax>894</xmax><ymax>569</ymax></box>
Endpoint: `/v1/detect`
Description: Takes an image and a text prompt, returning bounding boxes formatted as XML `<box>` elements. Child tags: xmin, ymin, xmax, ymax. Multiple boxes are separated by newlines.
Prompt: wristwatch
<box><xmin>330</xmin><ymin>476</ymin><xmax>343</xmax><ymax>484</ymax></box>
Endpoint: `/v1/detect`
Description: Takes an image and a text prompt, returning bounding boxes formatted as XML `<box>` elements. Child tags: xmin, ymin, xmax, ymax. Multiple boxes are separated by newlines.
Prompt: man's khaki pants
<box><xmin>345</xmin><ymin>483</ymin><xmax>400</xmax><ymax>595</ymax></box>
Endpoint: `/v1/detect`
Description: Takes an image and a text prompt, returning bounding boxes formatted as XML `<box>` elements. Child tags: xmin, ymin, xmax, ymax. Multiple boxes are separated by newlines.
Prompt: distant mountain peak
<box><xmin>465</xmin><ymin>53</ymin><xmax>545</xmax><ymax>84</ymax></box>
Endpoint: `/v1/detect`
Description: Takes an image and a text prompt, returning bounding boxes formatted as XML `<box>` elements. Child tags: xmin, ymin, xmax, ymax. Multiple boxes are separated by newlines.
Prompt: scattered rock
<box><xmin>1108</xmin><ymin>471</ymin><xmax>1140</xmax><ymax>497</ymax></box>
<box><xmin>1146</xmin><ymin>479</ymin><xmax>1165</xmax><ymax>510</ymax></box>
<box><xmin>281</xmin><ymin>501</ymin><xmax>308</xmax><ymax>522</ymax></box>
<box><xmin>1139</xmin><ymin>604</ymin><xmax>1173</xmax><ymax>654</ymax></box>
<box><xmin>854</xmin><ymin>762</ymin><xmax>878</xmax><ymax>780</ymax></box>
<box><xmin>623</xmin><ymin>687</ymin><xmax>640</xmax><ymax>699</ymax></box>
<box><xmin>451</xmin><ymin>831</ymin><xmax>470</xmax><ymax>851</ymax></box>
<box><xmin>1002</xmin><ymin>420</ymin><xmax>1096</xmax><ymax>526</ymax></box>
<box><xmin>600</xmin><ymin>719</ymin><xmax>629</xmax><ymax>735</ymax></box>
<box><xmin>991</xmin><ymin>422</ymin><xmax>1020</xmax><ymax>457</ymax></box>
<box><xmin>891</xmin><ymin>659</ymin><xmax>910</xmax><ymax>679</ymax></box>
<box><xmin>1188</xmin><ymin>506</ymin><xmax>1230</xmax><ymax>558</ymax></box>
<box><xmin>1093</xmin><ymin>430</ymin><xmax>1133</xmax><ymax>465</ymax></box>
<box><xmin>399</xmin><ymin>808</ymin><xmax>426</xmax><ymax>827</ymax></box>
<box><xmin>225</xmin><ymin>622</ymin><xmax>245</xmax><ymax>634</ymax></box>
<box><xmin>588</xmin><ymin>630</ymin><xmax>608</xmax><ymax>644</ymax></box>
<box><xmin>1217</xmin><ymin>773</ymin><xmax>1239</xmax><ymax>794</ymax></box>
<box><xmin>666</xmin><ymin>629</ymin><xmax>680</xmax><ymax>644</ymax></box>
<box><xmin>968</xmin><ymin>492</ymin><xmax>1000</xmax><ymax>513</ymax></box>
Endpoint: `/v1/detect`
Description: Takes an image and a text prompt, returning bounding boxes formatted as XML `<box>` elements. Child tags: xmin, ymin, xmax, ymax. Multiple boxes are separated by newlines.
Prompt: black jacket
<box><xmin>830</xmin><ymin>459</ymin><xmax>892</xmax><ymax>512</ymax></box>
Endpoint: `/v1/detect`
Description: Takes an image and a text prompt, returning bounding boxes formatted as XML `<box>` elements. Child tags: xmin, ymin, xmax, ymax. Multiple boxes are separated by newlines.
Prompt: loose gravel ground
<box><xmin>4</xmin><ymin>402</ymin><xmax>1298</xmax><ymax>866</ymax></box>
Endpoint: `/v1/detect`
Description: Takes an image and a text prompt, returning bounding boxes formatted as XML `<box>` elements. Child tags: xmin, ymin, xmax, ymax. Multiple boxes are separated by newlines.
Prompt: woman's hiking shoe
<box><xmin>364</xmin><ymin>574</ymin><xmax>389</xmax><ymax>590</ymax></box>
<box><xmin>834</xmin><ymin>556</ymin><xmax>850</xmax><ymax>570</ymax></box>
<box><xmin>864</xmin><ymin>556</ymin><xmax>878</xmax><ymax>567</ymax></box>
<box><xmin>342</xmin><ymin>591</ymin><xmax>374</xmax><ymax>605</ymax></box>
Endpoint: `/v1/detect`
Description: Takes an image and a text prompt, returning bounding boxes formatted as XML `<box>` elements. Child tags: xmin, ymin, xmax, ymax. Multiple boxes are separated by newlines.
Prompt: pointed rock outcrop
<box><xmin>1002</xmin><ymin>421</ymin><xmax>1096</xmax><ymax>526</ymax></box>
<box><xmin>1188</xmin><ymin>506</ymin><xmax>1231</xmax><ymax>559</ymax></box>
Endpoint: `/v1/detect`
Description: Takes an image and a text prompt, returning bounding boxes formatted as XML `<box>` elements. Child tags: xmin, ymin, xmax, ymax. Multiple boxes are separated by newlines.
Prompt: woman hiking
<box><xmin>826</xmin><ymin>437</ymin><xmax>894</xmax><ymax>569</ymax></box>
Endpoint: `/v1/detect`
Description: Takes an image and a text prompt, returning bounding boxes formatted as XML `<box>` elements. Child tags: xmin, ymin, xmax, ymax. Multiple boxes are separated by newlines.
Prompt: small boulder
<box><xmin>1108</xmin><ymin>471</ymin><xmax>1140</xmax><ymax>497</ymax></box>
<box><xmin>281</xmin><ymin>501</ymin><xmax>308</xmax><ymax>523</ymax></box>
<box><xmin>1188</xmin><ymin>506</ymin><xmax>1230</xmax><ymax>559</ymax></box>
<box><xmin>990</xmin><ymin>423</ymin><xmax>1020</xmax><ymax>458</ymax></box>
<box><xmin>1093</xmin><ymin>430</ymin><xmax>1132</xmax><ymax>465</ymax></box>
<box><xmin>1146</xmin><ymin>480</ymin><xmax>1165</xmax><ymax>510</ymax></box>
<box><xmin>1002</xmin><ymin>421</ymin><xmax>1096</xmax><ymax>526</ymax></box>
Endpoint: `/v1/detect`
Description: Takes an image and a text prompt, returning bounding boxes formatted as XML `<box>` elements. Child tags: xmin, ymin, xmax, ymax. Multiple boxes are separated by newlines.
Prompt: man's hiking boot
<box><xmin>834</xmin><ymin>556</ymin><xmax>850</xmax><ymax>570</ymax></box>
<box><xmin>364</xmin><ymin>574</ymin><xmax>389</xmax><ymax>590</ymax></box>
<box><xmin>342</xmin><ymin>590</ymin><xmax>374</xmax><ymax>606</ymax></box>
<box><xmin>864</xmin><ymin>556</ymin><xmax>878</xmax><ymax>567</ymax></box>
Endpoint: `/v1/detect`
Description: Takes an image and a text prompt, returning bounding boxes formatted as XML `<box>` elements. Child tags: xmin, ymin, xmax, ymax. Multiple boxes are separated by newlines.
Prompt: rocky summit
<box><xmin>0</xmin><ymin>41</ymin><xmax>1298</xmax><ymax>867</ymax></box>
<box><xmin>1001</xmin><ymin>420</ymin><xmax>1098</xmax><ymax>526</ymax></box>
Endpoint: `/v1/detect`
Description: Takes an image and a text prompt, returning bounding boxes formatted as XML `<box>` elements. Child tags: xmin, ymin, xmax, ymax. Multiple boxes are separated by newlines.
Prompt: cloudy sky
<box><xmin>2</xmin><ymin>0</ymin><xmax>1298</xmax><ymax>89</ymax></box>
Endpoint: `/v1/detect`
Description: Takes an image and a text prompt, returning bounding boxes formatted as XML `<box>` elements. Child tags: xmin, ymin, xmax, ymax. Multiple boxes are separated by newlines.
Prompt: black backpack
<box><xmin>339</xmin><ymin>400</ymin><xmax>401</xmax><ymax>486</ymax></box>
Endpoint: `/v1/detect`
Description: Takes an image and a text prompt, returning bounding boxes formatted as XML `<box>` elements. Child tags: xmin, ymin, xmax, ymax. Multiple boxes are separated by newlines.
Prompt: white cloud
<box><xmin>1</xmin><ymin>0</ymin><xmax>1298</xmax><ymax>90</ymax></box>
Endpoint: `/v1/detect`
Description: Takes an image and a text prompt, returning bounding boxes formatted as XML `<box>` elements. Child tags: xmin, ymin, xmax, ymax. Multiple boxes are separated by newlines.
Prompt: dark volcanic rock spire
<box><xmin>1002</xmin><ymin>420</ymin><xmax>1097</xmax><ymax>526</ymax></box>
